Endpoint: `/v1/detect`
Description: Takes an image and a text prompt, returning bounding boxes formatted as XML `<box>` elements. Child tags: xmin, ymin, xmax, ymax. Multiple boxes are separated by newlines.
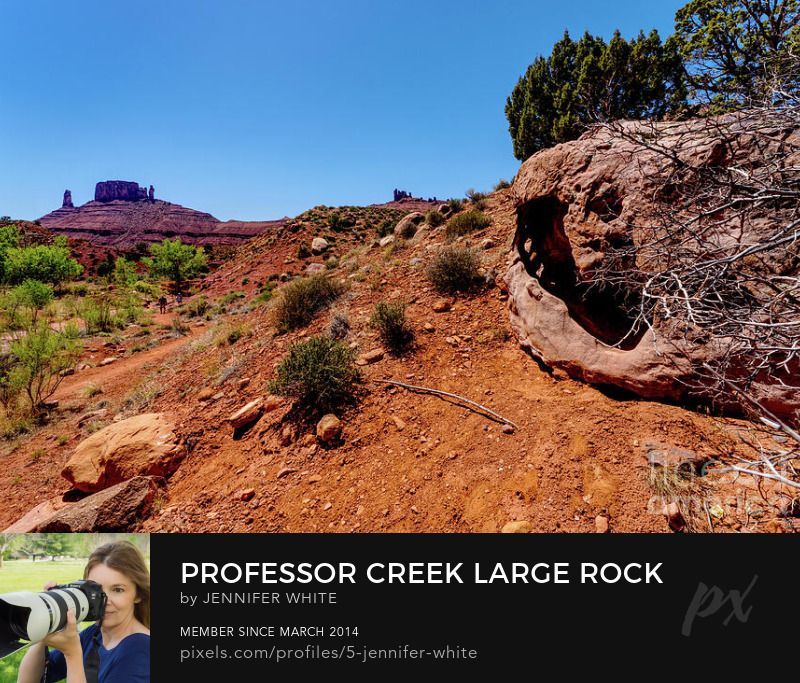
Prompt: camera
<box><xmin>0</xmin><ymin>580</ymin><xmax>107</xmax><ymax>659</ymax></box>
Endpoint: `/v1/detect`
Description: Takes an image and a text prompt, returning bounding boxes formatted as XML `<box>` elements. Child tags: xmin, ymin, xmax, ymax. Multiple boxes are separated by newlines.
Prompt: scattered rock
<box><xmin>595</xmin><ymin>515</ymin><xmax>609</xmax><ymax>533</ymax></box>
<box><xmin>480</xmin><ymin>238</ymin><xmax>496</xmax><ymax>250</ymax></box>
<box><xmin>4</xmin><ymin>499</ymin><xmax>67</xmax><ymax>533</ymax></box>
<box><xmin>356</xmin><ymin>348</ymin><xmax>384</xmax><ymax>365</ymax></box>
<box><xmin>432</xmin><ymin>298</ymin><xmax>451</xmax><ymax>312</ymax></box>
<box><xmin>308</xmin><ymin>474</ymin><xmax>322</xmax><ymax>483</ymax></box>
<box><xmin>35</xmin><ymin>477</ymin><xmax>158</xmax><ymax>532</ymax></box>
<box><xmin>311</xmin><ymin>237</ymin><xmax>329</xmax><ymax>254</ymax></box>
<box><xmin>197</xmin><ymin>387</ymin><xmax>215</xmax><ymax>402</ymax></box>
<box><xmin>237</xmin><ymin>488</ymin><xmax>256</xmax><ymax>501</ymax></box>
<box><xmin>391</xmin><ymin>416</ymin><xmax>406</xmax><ymax>431</ymax></box>
<box><xmin>316</xmin><ymin>414</ymin><xmax>342</xmax><ymax>444</ymax></box>
<box><xmin>379</xmin><ymin>235</ymin><xmax>395</xmax><ymax>247</ymax></box>
<box><xmin>100</xmin><ymin>357</ymin><xmax>117</xmax><ymax>366</ymax></box>
<box><xmin>227</xmin><ymin>398</ymin><xmax>264</xmax><ymax>430</ymax></box>
<box><xmin>77</xmin><ymin>408</ymin><xmax>108</xmax><ymax>426</ymax></box>
<box><xmin>501</xmin><ymin>520</ymin><xmax>532</xmax><ymax>533</ymax></box>
<box><xmin>60</xmin><ymin>368</ymin><xmax>75</xmax><ymax>377</ymax></box>
<box><xmin>423</xmin><ymin>322</ymin><xmax>435</xmax><ymax>333</ymax></box>
<box><xmin>62</xmin><ymin>413</ymin><xmax>181</xmax><ymax>493</ymax></box>
<box><xmin>323</xmin><ymin>502</ymin><xmax>333</xmax><ymax>511</ymax></box>
<box><xmin>502</xmin><ymin>423</ymin><xmax>515</xmax><ymax>434</ymax></box>
<box><xmin>665</xmin><ymin>502</ymin><xmax>686</xmax><ymax>532</ymax></box>
<box><xmin>644</xmin><ymin>441</ymin><xmax>707</xmax><ymax>474</ymax></box>
<box><xmin>394</xmin><ymin>212</ymin><xmax>424</xmax><ymax>238</ymax></box>
<box><xmin>238</xmin><ymin>377</ymin><xmax>251</xmax><ymax>390</ymax></box>
<box><xmin>276</xmin><ymin>467</ymin><xmax>296</xmax><ymax>479</ymax></box>
<box><xmin>43</xmin><ymin>400</ymin><xmax>59</xmax><ymax>410</ymax></box>
<box><xmin>305</xmin><ymin>263</ymin><xmax>326</xmax><ymax>274</ymax></box>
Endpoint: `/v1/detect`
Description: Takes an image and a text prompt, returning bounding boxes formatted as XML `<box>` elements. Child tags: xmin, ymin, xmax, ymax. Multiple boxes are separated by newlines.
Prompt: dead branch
<box><xmin>373</xmin><ymin>379</ymin><xmax>519</xmax><ymax>429</ymax></box>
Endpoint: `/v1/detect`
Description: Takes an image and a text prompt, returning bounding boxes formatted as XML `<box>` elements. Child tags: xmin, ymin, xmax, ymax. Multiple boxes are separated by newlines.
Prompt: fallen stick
<box><xmin>374</xmin><ymin>379</ymin><xmax>519</xmax><ymax>430</ymax></box>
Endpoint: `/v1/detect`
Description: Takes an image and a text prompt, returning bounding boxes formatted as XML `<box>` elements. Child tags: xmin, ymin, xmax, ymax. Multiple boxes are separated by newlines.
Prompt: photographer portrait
<box><xmin>14</xmin><ymin>540</ymin><xmax>150</xmax><ymax>683</ymax></box>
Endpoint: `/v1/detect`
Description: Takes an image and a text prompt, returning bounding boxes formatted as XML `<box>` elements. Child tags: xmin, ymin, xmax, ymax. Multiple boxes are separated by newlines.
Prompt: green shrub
<box><xmin>446</xmin><ymin>198</ymin><xmax>464</xmax><ymax>214</ymax></box>
<box><xmin>134</xmin><ymin>280</ymin><xmax>163</xmax><ymax>299</ymax></box>
<box><xmin>219</xmin><ymin>291</ymin><xmax>245</xmax><ymax>306</ymax></box>
<box><xmin>465</xmin><ymin>188</ymin><xmax>488</xmax><ymax>203</ymax></box>
<box><xmin>183</xmin><ymin>295</ymin><xmax>210</xmax><ymax>318</ymax></box>
<box><xmin>426</xmin><ymin>246</ymin><xmax>482</xmax><ymax>293</ymax></box>
<box><xmin>371</xmin><ymin>302</ymin><xmax>413</xmax><ymax>353</ymax></box>
<box><xmin>297</xmin><ymin>243</ymin><xmax>311</xmax><ymax>258</ymax></box>
<box><xmin>494</xmin><ymin>178</ymin><xmax>511</xmax><ymax>190</ymax></box>
<box><xmin>4</xmin><ymin>237</ymin><xmax>83</xmax><ymax>285</ymax></box>
<box><xmin>272</xmin><ymin>274</ymin><xmax>345</xmax><ymax>332</ymax></box>
<box><xmin>142</xmin><ymin>238</ymin><xmax>207</xmax><ymax>287</ymax></box>
<box><xmin>81</xmin><ymin>296</ymin><xmax>121</xmax><ymax>334</ymax></box>
<box><xmin>5</xmin><ymin>279</ymin><xmax>54</xmax><ymax>327</ymax></box>
<box><xmin>269</xmin><ymin>335</ymin><xmax>360</xmax><ymax>412</ymax></box>
<box><xmin>376</xmin><ymin>219</ymin><xmax>396</xmax><ymax>237</ymax></box>
<box><xmin>425</xmin><ymin>210</ymin><xmax>445</xmax><ymax>227</ymax></box>
<box><xmin>10</xmin><ymin>323</ymin><xmax>80</xmax><ymax>412</ymax></box>
<box><xmin>113</xmin><ymin>256</ymin><xmax>138</xmax><ymax>286</ymax></box>
<box><xmin>445</xmin><ymin>209</ymin><xmax>491</xmax><ymax>239</ymax></box>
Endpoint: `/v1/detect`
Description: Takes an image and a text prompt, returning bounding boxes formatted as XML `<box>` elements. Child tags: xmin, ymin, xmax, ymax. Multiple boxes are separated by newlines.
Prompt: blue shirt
<box><xmin>45</xmin><ymin>623</ymin><xmax>150</xmax><ymax>683</ymax></box>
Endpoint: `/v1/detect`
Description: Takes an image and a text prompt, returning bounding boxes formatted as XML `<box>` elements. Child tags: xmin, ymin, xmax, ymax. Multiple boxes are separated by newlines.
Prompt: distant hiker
<box><xmin>176</xmin><ymin>292</ymin><xmax>183</xmax><ymax>305</ymax></box>
<box><xmin>158</xmin><ymin>296</ymin><xmax>167</xmax><ymax>313</ymax></box>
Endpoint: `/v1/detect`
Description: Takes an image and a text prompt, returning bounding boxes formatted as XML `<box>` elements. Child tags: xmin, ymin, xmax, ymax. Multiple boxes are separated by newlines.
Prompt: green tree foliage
<box><xmin>143</xmin><ymin>238</ymin><xmax>207</xmax><ymax>287</ymax></box>
<box><xmin>10</xmin><ymin>322</ymin><xmax>80</xmax><ymax>412</ymax></box>
<box><xmin>674</xmin><ymin>0</ymin><xmax>800</xmax><ymax>108</ymax></box>
<box><xmin>113</xmin><ymin>256</ymin><xmax>138</xmax><ymax>286</ymax></box>
<box><xmin>9</xmin><ymin>280</ymin><xmax>54</xmax><ymax>326</ymax></box>
<box><xmin>4</xmin><ymin>236</ymin><xmax>83</xmax><ymax>285</ymax></box>
<box><xmin>506</xmin><ymin>29</ymin><xmax>687</xmax><ymax>159</ymax></box>
<box><xmin>0</xmin><ymin>224</ymin><xmax>21</xmax><ymax>281</ymax></box>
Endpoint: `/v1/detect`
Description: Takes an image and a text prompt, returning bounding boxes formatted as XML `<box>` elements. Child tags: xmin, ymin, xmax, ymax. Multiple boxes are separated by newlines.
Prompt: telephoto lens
<box><xmin>0</xmin><ymin>579</ymin><xmax>107</xmax><ymax>659</ymax></box>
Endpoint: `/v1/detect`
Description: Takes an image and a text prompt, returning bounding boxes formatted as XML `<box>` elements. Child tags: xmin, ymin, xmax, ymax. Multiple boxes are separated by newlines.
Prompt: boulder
<box><xmin>227</xmin><ymin>399</ymin><xmax>264</xmax><ymax>430</ymax></box>
<box><xmin>35</xmin><ymin>477</ymin><xmax>157</xmax><ymax>532</ymax></box>
<box><xmin>305</xmin><ymin>262</ymin><xmax>326</xmax><ymax>274</ymax></box>
<box><xmin>501</xmin><ymin>520</ymin><xmax>532</xmax><ymax>533</ymax></box>
<box><xmin>394</xmin><ymin>212</ymin><xmax>424</xmax><ymax>238</ymax></box>
<box><xmin>311</xmin><ymin>237</ymin><xmax>329</xmax><ymax>255</ymax></box>
<box><xmin>379</xmin><ymin>235</ymin><xmax>395</xmax><ymax>247</ymax></box>
<box><xmin>4</xmin><ymin>499</ymin><xmax>66</xmax><ymax>533</ymax></box>
<box><xmin>316</xmin><ymin>414</ymin><xmax>342</xmax><ymax>443</ymax></box>
<box><xmin>356</xmin><ymin>348</ymin><xmax>384</xmax><ymax>366</ymax></box>
<box><xmin>62</xmin><ymin>413</ymin><xmax>180</xmax><ymax>493</ymax></box>
<box><xmin>504</xmin><ymin>115</ymin><xmax>800</xmax><ymax>416</ymax></box>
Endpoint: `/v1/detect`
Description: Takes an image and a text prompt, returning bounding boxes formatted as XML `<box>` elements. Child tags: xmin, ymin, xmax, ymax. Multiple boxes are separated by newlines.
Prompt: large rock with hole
<box><xmin>62</xmin><ymin>413</ymin><xmax>181</xmax><ymax>493</ymax></box>
<box><xmin>504</xmin><ymin>115</ymin><xmax>800</xmax><ymax>416</ymax></box>
<box><xmin>35</xmin><ymin>477</ymin><xmax>158</xmax><ymax>532</ymax></box>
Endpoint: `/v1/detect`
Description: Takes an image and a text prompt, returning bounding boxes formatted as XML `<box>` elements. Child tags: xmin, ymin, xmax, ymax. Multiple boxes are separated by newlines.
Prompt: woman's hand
<box><xmin>42</xmin><ymin>609</ymin><xmax>82</xmax><ymax>660</ymax></box>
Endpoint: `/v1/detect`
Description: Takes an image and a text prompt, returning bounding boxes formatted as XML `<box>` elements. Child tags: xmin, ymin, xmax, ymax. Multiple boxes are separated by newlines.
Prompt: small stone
<box><xmin>227</xmin><ymin>398</ymin><xmax>264</xmax><ymax>430</ymax></box>
<box><xmin>501</xmin><ymin>520</ymin><xmax>532</xmax><ymax>533</ymax></box>
<box><xmin>237</xmin><ymin>377</ymin><xmax>251</xmax><ymax>390</ymax></box>
<box><xmin>423</xmin><ymin>322</ymin><xmax>435</xmax><ymax>333</ymax></box>
<box><xmin>595</xmin><ymin>515</ymin><xmax>609</xmax><ymax>533</ymax></box>
<box><xmin>323</xmin><ymin>502</ymin><xmax>333</xmax><ymax>511</ymax></box>
<box><xmin>665</xmin><ymin>502</ymin><xmax>685</xmax><ymax>532</ymax></box>
<box><xmin>316</xmin><ymin>414</ymin><xmax>342</xmax><ymax>444</ymax></box>
<box><xmin>276</xmin><ymin>467</ymin><xmax>296</xmax><ymax>479</ymax></box>
<box><xmin>197</xmin><ymin>387</ymin><xmax>215</xmax><ymax>402</ymax></box>
<box><xmin>311</xmin><ymin>237</ymin><xmax>329</xmax><ymax>254</ymax></box>
<box><xmin>502</xmin><ymin>423</ymin><xmax>514</xmax><ymax>434</ymax></box>
<box><xmin>356</xmin><ymin>348</ymin><xmax>384</xmax><ymax>365</ymax></box>
<box><xmin>238</xmin><ymin>488</ymin><xmax>255</xmax><ymax>502</ymax></box>
<box><xmin>432</xmin><ymin>298</ymin><xmax>451</xmax><ymax>313</ymax></box>
<box><xmin>480</xmin><ymin>238</ymin><xmax>496</xmax><ymax>250</ymax></box>
<box><xmin>391</xmin><ymin>415</ymin><xmax>406</xmax><ymax>431</ymax></box>
<box><xmin>379</xmin><ymin>235</ymin><xmax>395</xmax><ymax>247</ymax></box>
<box><xmin>308</xmin><ymin>474</ymin><xmax>322</xmax><ymax>483</ymax></box>
<box><xmin>100</xmin><ymin>357</ymin><xmax>117</xmax><ymax>366</ymax></box>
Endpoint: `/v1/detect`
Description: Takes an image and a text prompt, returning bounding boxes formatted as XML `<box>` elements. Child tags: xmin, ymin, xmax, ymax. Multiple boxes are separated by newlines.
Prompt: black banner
<box><xmin>150</xmin><ymin>533</ymin><xmax>797</xmax><ymax>675</ymax></box>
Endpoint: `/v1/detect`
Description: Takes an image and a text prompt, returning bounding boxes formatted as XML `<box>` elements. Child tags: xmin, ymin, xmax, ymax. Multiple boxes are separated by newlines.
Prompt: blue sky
<box><xmin>1</xmin><ymin>1</ymin><xmax>685</xmax><ymax>221</ymax></box>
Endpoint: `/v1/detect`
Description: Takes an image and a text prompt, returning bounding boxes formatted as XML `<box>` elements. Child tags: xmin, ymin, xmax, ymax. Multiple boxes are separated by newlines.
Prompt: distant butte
<box><xmin>39</xmin><ymin>180</ymin><xmax>284</xmax><ymax>248</ymax></box>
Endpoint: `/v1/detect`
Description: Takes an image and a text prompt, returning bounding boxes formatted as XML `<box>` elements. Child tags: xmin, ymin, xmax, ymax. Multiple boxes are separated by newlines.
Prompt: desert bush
<box><xmin>269</xmin><ymin>335</ymin><xmax>360</xmax><ymax>412</ymax></box>
<box><xmin>425</xmin><ymin>210</ymin><xmax>445</xmax><ymax>227</ymax></box>
<box><xmin>376</xmin><ymin>219</ymin><xmax>397</xmax><ymax>237</ymax></box>
<box><xmin>272</xmin><ymin>274</ymin><xmax>345</xmax><ymax>332</ymax></box>
<box><xmin>371</xmin><ymin>302</ymin><xmax>413</xmax><ymax>353</ymax></box>
<box><xmin>494</xmin><ymin>178</ymin><xmax>511</xmax><ymax>190</ymax></box>
<box><xmin>465</xmin><ymin>188</ymin><xmax>488</xmax><ymax>203</ymax></box>
<box><xmin>81</xmin><ymin>296</ymin><xmax>121</xmax><ymax>334</ymax></box>
<box><xmin>426</xmin><ymin>246</ymin><xmax>481</xmax><ymax>293</ymax></box>
<box><xmin>297</xmin><ymin>243</ymin><xmax>311</xmax><ymax>258</ymax></box>
<box><xmin>10</xmin><ymin>323</ymin><xmax>80</xmax><ymax>412</ymax></box>
<box><xmin>133</xmin><ymin>280</ymin><xmax>163</xmax><ymax>299</ymax></box>
<box><xmin>446</xmin><ymin>198</ymin><xmax>464</xmax><ymax>214</ymax></box>
<box><xmin>183</xmin><ymin>295</ymin><xmax>210</xmax><ymax>318</ymax></box>
<box><xmin>3</xmin><ymin>237</ymin><xmax>83</xmax><ymax>286</ymax></box>
<box><xmin>445</xmin><ymin>209</ymin><xmax>491</xmax><ymax>239</ymax></box>
<box><xmin>113</xmin><ymin>256</ymin><xmax>138</xmax><ymax>286</ymax></box>
<box><xmin>328</xmin><ymin>311</ymin><xmax>350</xmax><ymax>340</ymax></box>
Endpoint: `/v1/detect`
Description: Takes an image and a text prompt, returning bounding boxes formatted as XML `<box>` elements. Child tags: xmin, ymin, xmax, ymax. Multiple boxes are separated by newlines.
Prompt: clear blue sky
<box><xmin>1</xmin><ymin>0</ymin><xmax>685</xmax><ymax>221</ymax></box>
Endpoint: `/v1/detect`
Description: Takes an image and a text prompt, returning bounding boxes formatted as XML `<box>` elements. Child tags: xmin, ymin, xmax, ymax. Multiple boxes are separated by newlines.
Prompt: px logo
<box><xmin>682</xmin><ymin>575</ymin><xmax>758</xmax><ymax>636</ymax></box>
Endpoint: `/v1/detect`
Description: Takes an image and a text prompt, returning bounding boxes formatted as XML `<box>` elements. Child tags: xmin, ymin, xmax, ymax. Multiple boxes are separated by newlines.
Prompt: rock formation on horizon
<box><xmin>39</xmin><ymin>181</ymin><xmax>283</xmax><ymax>248</ymax></box>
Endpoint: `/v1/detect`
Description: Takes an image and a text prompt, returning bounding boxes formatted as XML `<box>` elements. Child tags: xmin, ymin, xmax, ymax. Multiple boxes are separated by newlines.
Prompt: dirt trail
<box><xmin>54</xmin><ymin>315</ymin><xmax>204</xmax><ymax>402</ymax></box>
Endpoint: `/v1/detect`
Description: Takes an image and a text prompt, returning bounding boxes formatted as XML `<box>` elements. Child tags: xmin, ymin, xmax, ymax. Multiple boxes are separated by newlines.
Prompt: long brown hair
<box><xmin>84</xmin><ymin>541</ymin><xmax>151</xmax><ymax>629</ymax></box>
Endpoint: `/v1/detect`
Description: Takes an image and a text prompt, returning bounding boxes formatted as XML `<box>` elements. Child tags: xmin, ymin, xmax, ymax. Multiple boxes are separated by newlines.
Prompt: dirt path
<box><xmin>54</xmin><ymin>318</ymin><xmax>205</xmax><ymax>402</ymax></box>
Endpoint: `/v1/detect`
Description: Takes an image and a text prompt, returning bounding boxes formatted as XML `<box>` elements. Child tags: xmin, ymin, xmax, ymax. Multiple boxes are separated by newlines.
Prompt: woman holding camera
<box><xmin>17</xmin><ymin>541</ymin><xmax>150</xmax><ymax>683</ymax></box>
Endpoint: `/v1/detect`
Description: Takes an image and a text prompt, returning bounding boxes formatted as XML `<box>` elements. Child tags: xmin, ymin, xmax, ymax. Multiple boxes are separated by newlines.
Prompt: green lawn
<box><xmin>1</xmin><ymin>559</ymin><xmax>90</xmax><ymax>683</ymax></box>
